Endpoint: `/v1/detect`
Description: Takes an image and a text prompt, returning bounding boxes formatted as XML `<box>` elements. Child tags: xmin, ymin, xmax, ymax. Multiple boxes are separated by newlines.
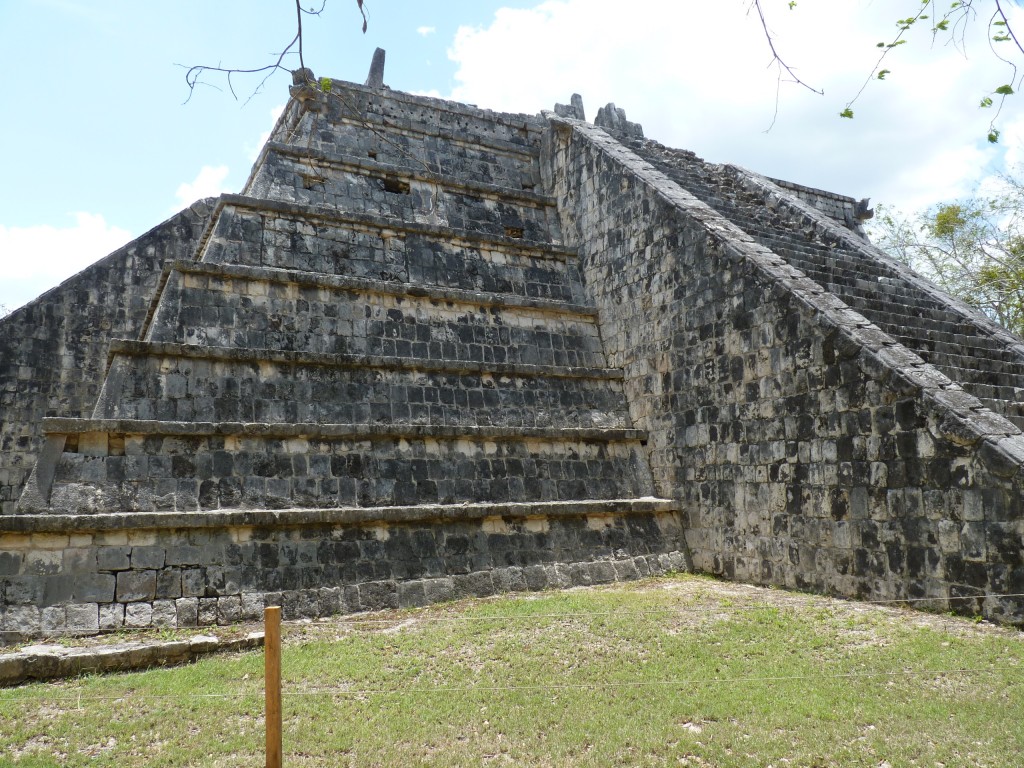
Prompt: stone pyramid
<box><xmin>2</xmin><ymin>59</ymin><xmax>1024</xmax><ymax>637</ymax></box>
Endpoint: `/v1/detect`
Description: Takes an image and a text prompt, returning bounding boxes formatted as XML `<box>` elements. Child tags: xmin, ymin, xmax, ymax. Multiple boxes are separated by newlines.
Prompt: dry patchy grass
<box><xmin>2</xmin><ymin>574</ymin><xmax>1023</xmax><ymax>767</ymax></box>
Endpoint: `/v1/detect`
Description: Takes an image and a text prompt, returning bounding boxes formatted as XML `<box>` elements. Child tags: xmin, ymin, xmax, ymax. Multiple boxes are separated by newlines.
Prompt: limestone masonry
<box><xmin>3</xmin><ymin>60</ymin><xmax>1024</xmax><ymax>639</ymax></box>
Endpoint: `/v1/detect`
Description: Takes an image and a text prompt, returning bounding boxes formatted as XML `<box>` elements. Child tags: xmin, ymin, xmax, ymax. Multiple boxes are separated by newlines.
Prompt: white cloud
<box><xmin>175</xmin><ymin>165</ymin><xmax>231</xmax><ymax>208</ymax></box>
<box><xmin>446</xmin><ymin>0</ymin><xmax>1024</xmax><ymax>215</ymax></box>
<box><xmin>0</xmin><ymin>213</ymin><xmax>133</xmax><ymax>313</ymax></box>
<box><xmin>417</xmin><ymin>25</ymin><xmax>436</xmax><ymax>37</ymax></box>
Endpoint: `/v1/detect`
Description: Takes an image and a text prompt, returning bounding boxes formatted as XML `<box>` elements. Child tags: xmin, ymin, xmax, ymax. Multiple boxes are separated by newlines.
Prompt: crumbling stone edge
<box><xmin>0</xmin><ymin>631</ymin><xmax>263</xmax><ymax>687</ymax></box>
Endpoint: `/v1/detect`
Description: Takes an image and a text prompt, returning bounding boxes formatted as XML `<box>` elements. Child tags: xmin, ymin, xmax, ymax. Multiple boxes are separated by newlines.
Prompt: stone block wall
<box><xmin>142</xmin><ymin>262</ymin><xmax>605</xmax><ymax>368</ymax></box>
<box><xmin>38</xmin><ymin>425</ymin><xmax>652</xmax><ymax>515</ymax></box>
<box><xmin>544</xmin><ymin>117</ymin><xmax>1024</xmax><ymax>622</ymax></box>
<box><xmin>0</xmin><ymin>502</ymin><xmax>685</xmax><ymax>639</ymax></box>
<box><xmin>199</xmin><ymin>197</ymin><xmax>584</xmax><ymax>303</ymax></box>
<box><xmin>0</xmin><ymin>203</ymin><xmax>213</xmax><ymax>515</ymax></box>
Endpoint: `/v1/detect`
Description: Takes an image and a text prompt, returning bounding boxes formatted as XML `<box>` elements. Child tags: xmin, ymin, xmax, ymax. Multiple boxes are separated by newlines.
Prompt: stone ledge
<box><xmin>107</xmin><ymin>340</ymin><xmax>625</xmax><ymax>381</ymax></box>
<box><xmin>266</xmin><ymin>141</ymin><xmax>554</xmax><ymax>207</ymax></box>
<box><xmin>40</xmin><ymin>418</ymin><xmax>646</xmax><ymax>444</ymax></box>
<box><xmin>0</xmin><ymin>497</ymin><xmax>678</xmax><ymax>533</ymax></box>
<box><xmin>0</xmin><ymin>632</ymin><xmax>263</xmax><ymax>687</ymax></box>
<box><xmin>0</xmin><ymin>549</ymin><xmax>690</xmax><ymax>666</ymax></box>
<box><xmin>305</xmin><ymin>77</ymin><xmax>546</xmax><ymax>154</ymax></box>
<box><xmin>246</xmin><ymin>96</ymin><xmax>542</xmax><ymax>196</ymax></box>
<box><xmin>334</xmin><ymin>113</ymin><xmax>538</xmax><ymax>159</ymax></box>
<box><xmin>195</xmin><ymin>194</ymin><xmax>576</xmax><ymax>263</ymax></box>
<box><xmin>170</xmin><ymin>259</ymin><xmax>596</xmax><ymax>319</ymax></box>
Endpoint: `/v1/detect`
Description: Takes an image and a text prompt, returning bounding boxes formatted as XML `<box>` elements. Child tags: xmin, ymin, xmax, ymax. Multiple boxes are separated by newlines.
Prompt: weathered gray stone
<box><xmin>131</xmin><ymin>546</ymin><xmax>165</xmax><ymax>570</ymax></box>
<box><xmin>99</xmin><ymin>603</ymin><xmax>125</xmax><ymax>630</ymax></box>
<box><xmin>364</xmin><ymin>48</ymin><xmax>386</xmax><ymax>89</ymax></box>
<box><xmin>240</xmin><ymin>592</ymin><xmax>265</xmax><ymax>620</ymax></box>
<box><xmin>124</xmin><ymin>602</ymin><xmax>153</xmax><ymax>628</ymax></box>
<box><xmin>97</xmin><ymin>547</ymin><xmax>131</xmax><ymax>572</ymax></box>
<box><xmin>66</xmin><ymin>604</ymin><xmax>99</xmax><ymax>633</ymax></box>
<box><xmin>116</xmin><ymin>570</ymin><xmax>156</xmax><ymax>602</ymax></box>
<box><xmin>175</xmin><ymin>597</ymin><xmax>199</xmax><ymax>628</ymax></box>
<box><xmin>40</xmin><ymin>606</ymin><xmax>66</xmax><ymax>634</ymax></box>
<box><xmin>216</xmin><ymin>595</ymin><xmax>243</xmax><ymax>624</ymax></box>
<box><xmin>73</xmin><ymin>573</ymin><xmax>116</xmax><ymax>603</ymax></box>
<box><xmin>198</xmin><ymin>598</ymin><xmax>218</xmax><ymax>626</ymax></box>
<box><xmin>152</xmin><ymin>599</ymin><xmax>177</xmax><ymax>628</ymax></box>
<box><xmin>2</xmin><ymin>605</ymin><xmax>40</xmax><ymax>634</ymax></box>
<box><xmin>594</xmin><ymin>103</ymin><xmax>644</xmax><ymax>138</ymax></box>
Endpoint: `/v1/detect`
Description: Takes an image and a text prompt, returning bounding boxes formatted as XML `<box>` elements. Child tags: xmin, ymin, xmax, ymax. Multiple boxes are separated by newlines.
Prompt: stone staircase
<box><xmin>626</xmin><ymin>138</ymin><xmax>1024</xmax><ymax>428</ymax></box>
<box><xmin>20</xmin><ymin>83</ymin><xmax>665</xmax><ymax>524</ymax></box>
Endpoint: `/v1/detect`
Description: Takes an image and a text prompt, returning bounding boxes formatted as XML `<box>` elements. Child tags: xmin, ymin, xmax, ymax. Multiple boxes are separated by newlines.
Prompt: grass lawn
<box><xmin>1</xmin><ymin>574</ymin><xmax>1022</xmax><ymax>767</ymax></box>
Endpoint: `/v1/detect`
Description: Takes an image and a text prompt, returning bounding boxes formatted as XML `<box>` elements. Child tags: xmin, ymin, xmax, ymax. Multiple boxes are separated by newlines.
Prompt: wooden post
<box><xmin>265</xmin><ymin>606</ymin><xmax>282</xmax><ymax>768</ymax></box>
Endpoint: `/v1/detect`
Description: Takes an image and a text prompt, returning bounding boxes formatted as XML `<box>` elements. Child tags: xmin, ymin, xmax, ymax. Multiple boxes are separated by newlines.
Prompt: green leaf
<box><xmin>877</xmin><ymin>69</ymin><xmax>891</xmax><ymax>80</ymax></box>
<box><xmin>995</xmin><ymin>84</ymin><xmax>1015</xmax><ymax>96</ymax></box>
<box><xmin>887</xmin><ymin>40</ymin><xmax>908</xmax><ymax>48</ymax></box>
<box><xmin>840</xmin><ymin>108</ymin><xmax>854</xmax><ymax>119</ymax></box>
<box><xmin>788</xmin><ymin>1</ymin><xmax>796</xmax><ymax>8</ymax></box>
<box><xmin>319</xmin><ymin>76</ymin><xmax>333</xmax><ymax>93</ymax></box>
<box><xmin>981</xmin><ymin>96</ymin><xmax>994</xmax><ymax>108</ymax></box>
<box><xmin>935</xmin><ymin>19</ymin><xmax>950</xmax><ymax>31</ymax></box>
<box><xmin>989</xmin><ymin>129</ymin><xmax>1001</xmax><ymax>143</ymax></box>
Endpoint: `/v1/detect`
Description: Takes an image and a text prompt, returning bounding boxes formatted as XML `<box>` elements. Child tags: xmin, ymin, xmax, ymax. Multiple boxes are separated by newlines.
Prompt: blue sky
<box><xmin>3</xmin><ymin>0</ymin><xmax>1024</xmax><ymax>312</ymax></box>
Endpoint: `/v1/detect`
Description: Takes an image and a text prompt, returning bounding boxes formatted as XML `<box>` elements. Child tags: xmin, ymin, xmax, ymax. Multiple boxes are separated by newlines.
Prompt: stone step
<box><xmin>31</xmin><ymin>418</ymin><xmax>654</xmax><ymax>515</ymax></box>
<box><xmin>294</xmin><ymin>80</ymin><xmax>545</xmax><ymax>160</ymax></box>
<box><xmin>929</xmin><ymin>363</ymin><xmax>1024</xmax><ymax>390</ymax></box>
<box><xmin>169</xmin><ymin>260</ymin><xmax>595</xmax><ymax>319</ymax></box>
<box><xmin>891</xmin><ymin>333</ymin><xmax>1024</xmax><ymax>367</ymax></box>
<box><xmin>259</xmin><ymin>141</ymin><xmax>547</xmax><ymax>204</ymax></box>
<box><xmin>779</xmin><ymin>261</ymin><xmax>971</xmax><ymax>318</ymax></box>
<box><xmin>944</xmin><ymin>377</ymin><xmax>1024</xmax><ymax>403</ymax></box>
<box><xmin>95</xmin><ymin>342</ymin><xmax>633</xmax><ymax>430</ymax></box>
<box><xmin>42</xmin><ymin>417</ymin><xmax>646</xmax><ymax>442</ymax></box>
<box><xmin>979</xmin><ymin>398</ymin><xmax>1024</xmax><ymax>429</ymax></box>
<box><xmin>254</xmin><ymin>143</ymin><xmax>561</xmax><ymax>241</ymax></box>
<box><xmin>6</xmin><ymin>497</ymin><xmax>680</xmax><ymax>533</ymax></box>
<box><xmin>196</xmin><ymin>195</ymin><xmax>584</xmax><ymax>302</ymax></box>
<box><xmin>251</xmin><ymin>145</ymin><xmax>557</xmax><ymax>243</ymax></box>
<box><xmin>912</xmin><ymin>349</ymin><xmax>1024</xmax><ymax>383</ymax></box>
<box><xmin>145</xmin><ymin>265</ymin><xmax>608</xmax><ymax>369</ymax></box>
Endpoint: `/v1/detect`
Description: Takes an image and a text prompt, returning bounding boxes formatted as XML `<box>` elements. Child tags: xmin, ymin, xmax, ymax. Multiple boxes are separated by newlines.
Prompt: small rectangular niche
<box><xmin>382</xmin><ymin>175</ymin><xmax>411</xmax><ymax>195</ymax></box>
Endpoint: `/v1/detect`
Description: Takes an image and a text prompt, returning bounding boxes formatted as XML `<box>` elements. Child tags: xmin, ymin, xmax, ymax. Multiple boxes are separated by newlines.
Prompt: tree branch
<box><xmin>180</xmin><ymin>0</ymin><xmax>354</xmax><ymax>104</ymax></box>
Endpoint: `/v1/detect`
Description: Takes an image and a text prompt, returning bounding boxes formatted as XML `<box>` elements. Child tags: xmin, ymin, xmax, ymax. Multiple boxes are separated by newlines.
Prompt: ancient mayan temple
<box><xmin>3</xmin><ymin>59</ymin><xmax>1024</xmax><ymax>637</ymax></box>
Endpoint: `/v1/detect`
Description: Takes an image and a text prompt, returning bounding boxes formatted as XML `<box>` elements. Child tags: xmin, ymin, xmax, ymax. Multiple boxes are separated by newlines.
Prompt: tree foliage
<box><xmin>870</xmin><ymin>179</ymin><xmax>1024</xmax><ymax>336</ymax></box>
<box><xmin>755</xmin><ymin>0</ymin><xmax>1024</xmax><ymax>140</ymax></box>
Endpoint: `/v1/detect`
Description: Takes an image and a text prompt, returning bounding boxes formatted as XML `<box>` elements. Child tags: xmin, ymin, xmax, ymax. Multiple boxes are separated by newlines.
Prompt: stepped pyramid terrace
<box><xmin>2</xmin><ymin>57</ymin><xmax>1024</xmax><ymax>638</ymax></box>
